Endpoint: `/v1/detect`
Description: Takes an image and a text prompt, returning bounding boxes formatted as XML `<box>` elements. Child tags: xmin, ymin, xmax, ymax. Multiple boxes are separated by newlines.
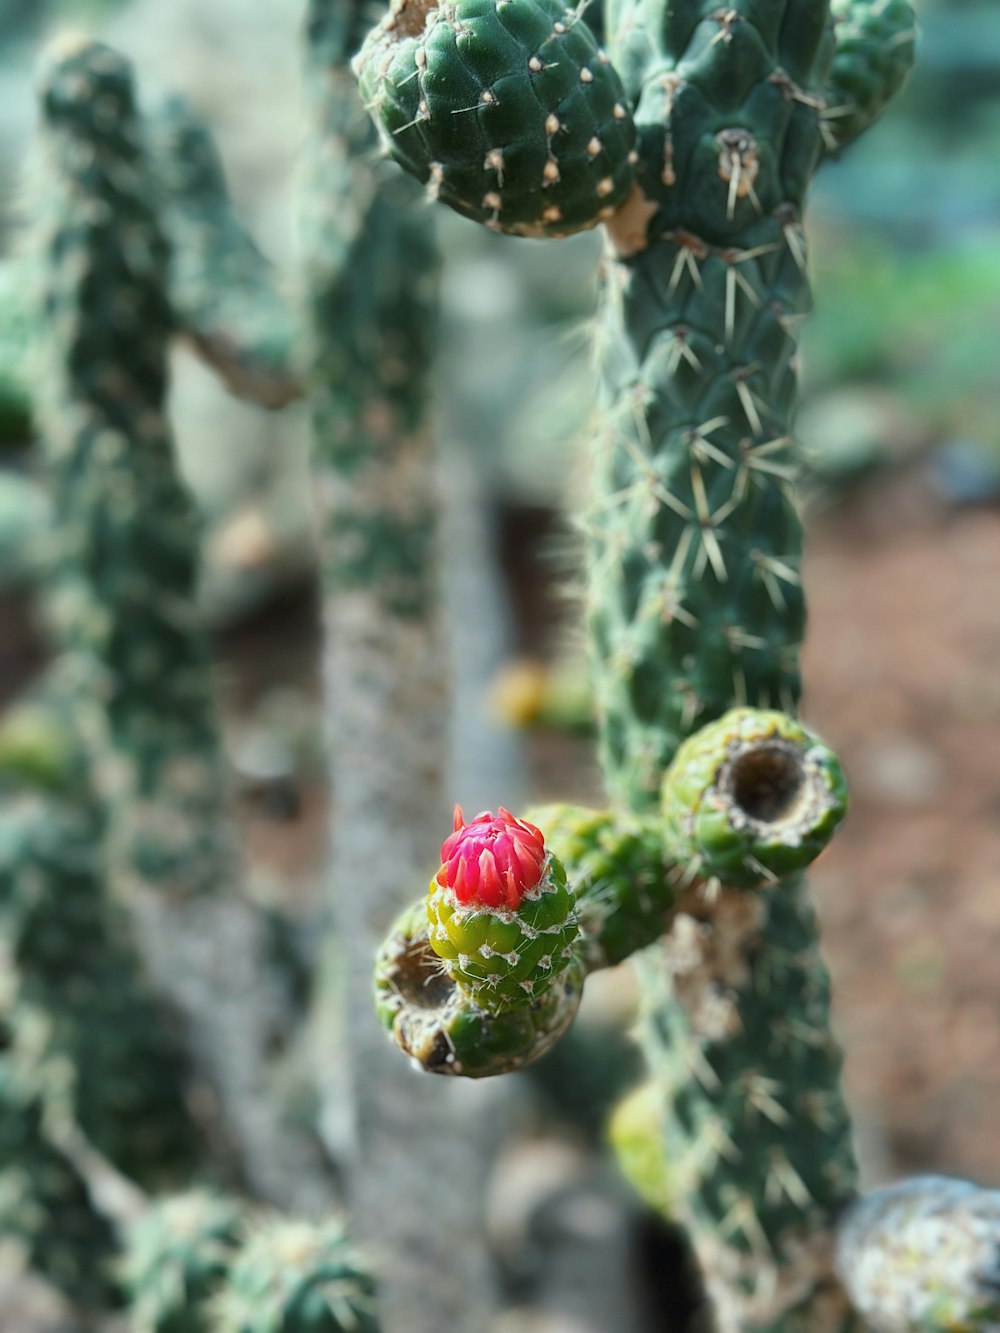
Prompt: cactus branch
<box><xmin>147</xmin><ymin>95</ymin><xmax>303</xmax><ymax>409</ymax></box>
<box><xmin>822</xmin><ymin>0</ymin><xmax>918</xmax><ymax>153</ymax></box>
<box><xmin>28</xmin><ymin>36</ymin><xmax>329</xmax><ymax>1213</ymax></box>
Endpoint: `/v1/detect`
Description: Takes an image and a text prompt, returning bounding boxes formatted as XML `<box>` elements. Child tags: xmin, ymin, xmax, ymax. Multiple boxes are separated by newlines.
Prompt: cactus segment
<box><xmin>823</xmin><ymin>0</ymin><xmax>917</xmax><ymax>152</ymax></box>
<box><xmin>123</xmin><ymin>1191</ymin><xmax>244</xmax><ymax>1333</ymax></box>
<box><xmin>375</xmin><ymin>902</ymin><xmax>584</xmax><ymax>1077</ymax></box>
<box><xmin>147</xmin><ymin>96</ymin><xmax>302</xmax><ymax>409</ymax></box>
<box><xmin>661</xmin><ymin>708</ymin><xmax>848</xmax><ymax>889</ymax></box>
<box><xmin>213</xmin><ymin>1217</ymin><xmax>379</xmax><ymax>1333</ymax></box>
<box><xmin>31</xmin><ymin>37</ymin><xmax>234</xmax><ymax>898</ymax></box>
<box><xmin>837</xmin><ymin>1177</ymin><xmax>1000</xmax><ymax>1333</ymax></box>
<box><xmin>354</xmin><ymin>0</ymin><xmax>638</xmax><ymax>237</ymax></box>
<box><xmin>529</xmin><ymin>802</ymin><xmax>677</xmax><ymax>969</ymax></box>
<box><xmin>427</xmin><ymin>805</ymin><xmax>580</xmax><ymax>1007</ymax></box>
<box><xmin>0</xmin><ymin>793</ymin><xmax>198</xmax><ymax>1186</ymax></box>
<box><xmin>0</xmin><ymin>1056</ymin><xmax>120</xmax><ymax>1310</ymax></box>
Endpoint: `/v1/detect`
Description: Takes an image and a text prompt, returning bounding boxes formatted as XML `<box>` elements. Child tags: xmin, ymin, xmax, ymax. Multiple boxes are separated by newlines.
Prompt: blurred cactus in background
<box><xmin>2</xmin><ymin>1</ymin><xmax>1000</xmax><ymax>1332</ymax></box>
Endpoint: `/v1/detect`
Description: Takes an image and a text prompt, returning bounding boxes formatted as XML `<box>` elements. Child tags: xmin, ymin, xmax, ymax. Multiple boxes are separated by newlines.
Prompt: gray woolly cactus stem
<box><xmin>301</xmin><ymin>2</ymin><xmax>496</xmax><ymax>1328</ymax></box>
<box><xmin>147</xmin><ymin>96</ymin><xmax>302</xmax><ymax>409</ymax></box>
<box><xmin>28</xmin><ymin>35</ymin><xmax>329</xmax><ymax>1214</ymax></box>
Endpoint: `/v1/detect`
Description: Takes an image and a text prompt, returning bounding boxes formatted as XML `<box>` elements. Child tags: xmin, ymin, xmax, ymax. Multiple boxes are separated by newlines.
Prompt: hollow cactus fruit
<box><xmin>353</xmin><ymin>0</ymin><xmax>638</xmax><ymax>236</ymax></box>
<box><xmin>661</xmin><ymin>707</ymin><xmax>848</xmax><ymax>888</ymax></box>
<box><xmin>376</xmin><ymin>899</ymin><xmax>585</xmax><ymax>1078</ymax></box>
<box><xmin>427</xmin><ymin>805</ymin><xmax>579</xmax><ymax>1006</ymax></box>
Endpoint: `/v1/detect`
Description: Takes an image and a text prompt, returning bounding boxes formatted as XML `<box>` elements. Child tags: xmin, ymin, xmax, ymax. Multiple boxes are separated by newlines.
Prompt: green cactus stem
<box><xmin>529</xmin><ymin>801</ymin><xmax>678</xmax><ymax>970</ymax></box>
<box><xmin>0</xmin><ymin>1054</ymin><xmax>120</xmax><ymax>1311</ymax></box>
<box><xmin>0</xmin><ymin>791</ymin><xmax>197</xmax><ymax>1187</ymax></box>
<box><xmin>123</xmin><ymin>1190</ymin><xmax>245</xmax><ymax>1333</ymax></box>
<box><xmin>30</xmin><ymin>34</ymin><xmax>232</xmax><ymax>899</ymax></box>
<box><xmin>28</xmin><ymin>36</ymin><xmax>330</xmax><ymax>1213</ymax></box>
<box><xmin>836</xmin><ymin>1177</ymin><xmax>1000</xmax><ymax>1333</ymax></box>
<box><xmin>354</xmin><ymin>0</ymin><xmax>639</xmax><ymax>237</ymax></box>
<box><xmin>571</xmin><ymin>0</ymin><xmax>914</xmax><ymax>1325</ymax></box>
<box><xmin>427</xmin><ymin>805</ymin><xmax>579</xmax><ymax>1008</ymax></box>
<box><xmin>147</xmin><ymin>96</ymin><xmax>302</xmax><ymax>409</ymax></box>
<box><xmin>823</xmin><ymin>0</ymin><xmax>919</xmax><ymax>152</ymax></box>
<box><xmin>213</xmin><ymin>1217</ymin><xmax>380</xmax><ymax>1333</ymax></box>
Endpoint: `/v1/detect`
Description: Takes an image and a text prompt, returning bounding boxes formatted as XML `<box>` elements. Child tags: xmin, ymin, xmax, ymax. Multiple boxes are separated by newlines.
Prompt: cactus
<box><xmin>346</xmin><ymin>1</ymin><xmax>1000</xmax><ymax>1331</ymax></box>
<box><xmin>27</xmin><ymin>34</ymin><xmax>328</xmax><ymax>1212</ymax></box>
<box><xmin>836</xmin><ymin>1177</ymin><xmax>1000</xmax><ymax>1332</ymax></box>
<box><xmin>377</xmin><ymin>705</ymin><xmax>848</xmax><ymax>1084</ymax></box>
<box><xmin>0</xmin><ymin>792</ymin><xmax>196</xmax><ymax>1187</ymax></box>
<box><xmin>122</xmin><ymin>1190</ymin><xmax>244</xmax><ymax>1333</ymax></box>
<box><xmin>146</xmin><ymin>96</ymin><xmax>302</xmax><ymax>409</ymax></box>
<box><xmin>354</xmin><ymin>0</ymin><xmax>639</xmax><ymax>237</ymax></box>
<box><xmin>213</xmin><ymin>1217</ymin><xmax>379</xmax><ymax>1333</ymax></box>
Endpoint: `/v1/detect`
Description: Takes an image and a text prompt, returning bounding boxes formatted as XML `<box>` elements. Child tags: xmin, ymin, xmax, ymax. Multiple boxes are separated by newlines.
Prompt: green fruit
<box><xmin>375</xmin><ymin>902</ymin><xmax>584</xmax><ymax>1077</ymax></box>
<box><xmin>427</xmin><ymin>852</ymin><xmax>578</xmax><ymax>1007</ymax></box>
<box><xmin>354</xmin><ymin>0</ymin><xmax>637</xmax><ymax>237</ymax></box>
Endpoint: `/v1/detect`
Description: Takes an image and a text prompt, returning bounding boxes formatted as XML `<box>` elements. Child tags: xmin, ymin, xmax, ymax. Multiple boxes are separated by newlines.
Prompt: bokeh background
<box><xmin>2</xmin><ymin>0</ymin><xmax>999</xmax><ymax>1325</ymax></box>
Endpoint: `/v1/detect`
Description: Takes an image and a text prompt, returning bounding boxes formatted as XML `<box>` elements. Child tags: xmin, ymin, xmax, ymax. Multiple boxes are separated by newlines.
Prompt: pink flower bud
<box><xmin>436</xmin><ymin>805</ymin><xmax>547</xmax><ymax>910</ymax></box>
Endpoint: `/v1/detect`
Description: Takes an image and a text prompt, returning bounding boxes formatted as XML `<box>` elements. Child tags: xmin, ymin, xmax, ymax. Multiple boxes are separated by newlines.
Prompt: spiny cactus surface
<box><xmin>31</xmin><ymin>37</ymin><xmax>234</xmax><ymax>896</ymax></box>
<box><xmin>213</xmin><ymin>1217</ymin><xmax>380</xmax><ymax>1333</ymax></box>
<box><xmin>355</xmin><ymin>0</ymin><xmax>638</xmax><ymax>236</ymax></box>
<box><xmin>123</xmin><ymin>1190</ymin><xmax>244</xmax><ymax>1333</ymax></box>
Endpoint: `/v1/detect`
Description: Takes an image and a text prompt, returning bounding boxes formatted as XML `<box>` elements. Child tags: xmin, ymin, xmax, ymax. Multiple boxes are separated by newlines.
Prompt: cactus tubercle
<box><xmin>353</xmin><ymin>0</ymin><xmax>638</xmax><ymax>238</ymax></box>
